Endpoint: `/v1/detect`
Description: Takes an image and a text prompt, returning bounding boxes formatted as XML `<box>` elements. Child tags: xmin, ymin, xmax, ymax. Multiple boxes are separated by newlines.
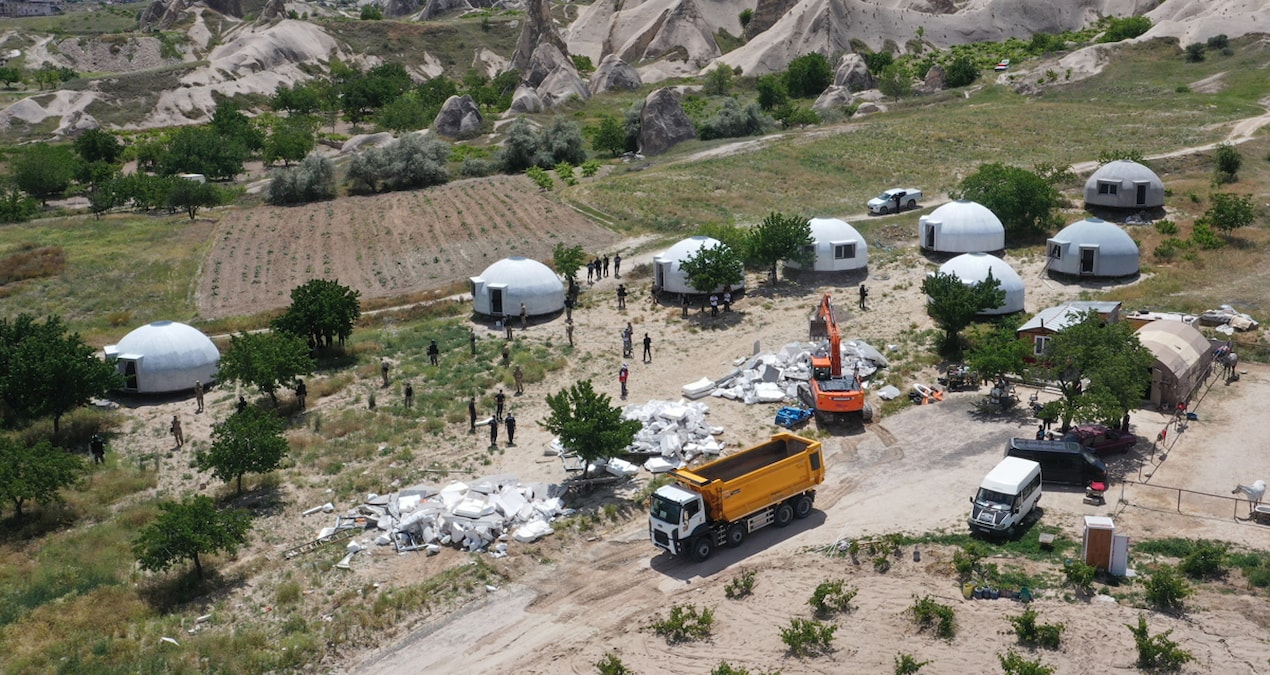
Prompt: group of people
<box><xmin>585</xmin><ymin>253</ymin><xmax>621</xmax><ymax>283</ymax></box>
<box><xmin>679</xmin><ymin>289</ymin><xmax>736</xmax><ymax>317</ymax></box>
<box><xmin>620</xmin><ymin>322</ymin><xmax>653</xmax><ymax>363</ymax></box>
<box><xmin>469</xmin><ymin>392</ymin><xmax>517</xmax><ymax>447</ymax></box>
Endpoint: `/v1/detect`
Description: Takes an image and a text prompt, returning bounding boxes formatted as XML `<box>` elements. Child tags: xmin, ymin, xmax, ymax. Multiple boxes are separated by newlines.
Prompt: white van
<box><xmin>968</xmin><ymin>457</ymin><xmax>1042</xmax><ymax>537</ymax></box>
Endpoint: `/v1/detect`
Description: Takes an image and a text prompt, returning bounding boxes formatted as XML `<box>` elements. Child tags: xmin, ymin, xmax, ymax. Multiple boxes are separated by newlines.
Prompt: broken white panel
<box><xmin>606</xmin><ymin>457</ymin><xmax>639</xmax><ymax>477</ymax></box>
<box><xmin>438</xmin><ymin>482</ymin><xmax>469</xmax><ymax>510</ymax></box>
<box><xmin>453</xmin><ymin>497</ymin><xmax>495</xmax><ymax>519</ymax></box>
<box><xmin>682</xmin><ymin>377</ymin><xmax>715</xmax><ymax>399</ymax></box>
<box><xmin>754</xmin><ymin>382</ymin><xmax>785</xmax><ymax>402</ymax></box>
<box><xmin>644</xmin><ymin>457</ymin><xmax>676</xmax><ymax>473</ymax></box>
<box><xmin>512</xmin><ymin>520</ymin><xmax>555</xmax><ymax>543</ymax></box>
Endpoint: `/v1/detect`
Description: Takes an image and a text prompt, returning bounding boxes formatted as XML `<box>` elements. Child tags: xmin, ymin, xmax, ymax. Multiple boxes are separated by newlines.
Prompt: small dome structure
<box><xmin>1084</xmin><ymin>160</ymin><xmax>1164</xmax><ymax>208</ymax></box>
<box><xmin>104</xmin><ymin>321</ymin><xmax>220</xmax><ymax>393</ymax></box>
<box><xmin>936</xmin><ymin>253</ymin><xmax>1025</xmax><ymax>315</ymax></box>
<box><xmin>1047</xmin><ymin>218</ymin><xmax>1140</xmax><ymax>277</ymax></box>
<box><xmin>470</xmin><ymin>256</ymin><xmax>564</xmax><ymax>318</ymax></box>
<box><xmin>653</xmin><ymin>236</ymin><xmax>745</xmax><ymax>295</ymax></box>
<box><xmin>786</xmin><ymin>217</ymin><xmax>868</xmax><ymax>272</ymax></box>
<box><xmin>918</xmin><ymin>200</ymin><xmax>1005</xmax><ymax>253</ymax></box>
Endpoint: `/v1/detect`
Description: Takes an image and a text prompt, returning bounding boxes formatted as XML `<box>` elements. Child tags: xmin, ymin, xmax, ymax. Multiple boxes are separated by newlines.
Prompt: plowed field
<box><xmin>197</xmin><ymin>175</ymin><xmax>619</xmax><ymax>319</ymax></box>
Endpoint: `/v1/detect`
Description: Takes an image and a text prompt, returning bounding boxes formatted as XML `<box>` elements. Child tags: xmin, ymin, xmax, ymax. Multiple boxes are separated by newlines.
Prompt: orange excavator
<box><xmin>800</xmin><ymin>293</ymin><xmax>873</xmax><ymax>424</ymax></box>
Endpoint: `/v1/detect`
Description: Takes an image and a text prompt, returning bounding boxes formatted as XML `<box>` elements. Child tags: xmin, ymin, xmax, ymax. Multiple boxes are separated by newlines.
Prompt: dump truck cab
<box><xmin>649</xmin><ymin>484</ymin><xmax>708</xmax><ymax>556</ymax></box>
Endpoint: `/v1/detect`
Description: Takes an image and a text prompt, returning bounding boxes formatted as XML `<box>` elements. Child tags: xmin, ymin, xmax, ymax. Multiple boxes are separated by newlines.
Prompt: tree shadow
<box><xmin>0</xmin><ymin>502</ymin><xmax>77</xmax><ymax>543</ymax></box>
<box><xmin>220</xmin><ymin>480</ymin><xmax>287</xmax><ymax>518</ymax></box>
<box><xmin>138</xmin><ymin>565</ymin><xmax>248</xmax><ymax>612</ymax></box>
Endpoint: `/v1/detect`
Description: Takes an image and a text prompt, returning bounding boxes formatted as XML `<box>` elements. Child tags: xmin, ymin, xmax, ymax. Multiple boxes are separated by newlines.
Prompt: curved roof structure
<box><xmin>919</xmin><ymin>200</ymin><xmax>1006</xmax><ymax>253</ymax></box>
<box><xmin>653</xmin><ymin>236</ymin><xmax>744</xmax><ymax>294</ymax></box>
<box><xmin>105</xmin><ymin>321</ymin><xmax>220</xmax><ymax>393</ymax></box>
<box><xmin>787</xmin><ymin>217</ymin><xmax>868</xmax><ymax>272</ymax></box>
<box><xmin>1084</xmin><ymin>160</ymin><xmax>1165</xmax><ymax>208</ymax></box>
<box><xmin>1135</xmin><ymin>321</ymin><xmax>1211</xmax><ymax>381</ymax></box>
<box><xmin>1047</xmin><ymin>217</ymin><xmax>1140</xmax><ymax>277</ymax></box>
<box><xmin>937</xmin><ymin>252</ymin><xmax>1025</xmax><ymax>314</ymax></box>
<box><xmin>470</xmin><ymin>256</ymin><xmax>565</xmax><ymax>317</ymax></box>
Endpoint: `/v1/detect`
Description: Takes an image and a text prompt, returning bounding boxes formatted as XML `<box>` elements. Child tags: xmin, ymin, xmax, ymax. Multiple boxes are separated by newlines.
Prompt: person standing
<box><xmin>617</xmin><ymin>284</ymin><xmax>627</xmax><ymax>310</ymax></box>
<box><xmin>237</xmin><ymin>395</ymin><xmax>248</xmax><ymax>414</ymax></box>
<box><xmin>613</xmin><ymin>253</ymin><xmax>622</xmax><ymax>278</ymax></box>
<box><xmin>427</xmin><ymin>339</ymin><xmax>440</xmax><ymax>366</ymax></box>
<box><xmin>505</xmin><ymin>412</ymin><xmax>516</xmax><ymax>446</ymax></box>
<box><xmin>489</xmin><ymin>414</ymin><xmax>499</xmax><ymax>448</ymax></box>
<box><xmin>194</xmin><ymin>380</ymin><xmax>204</xmax><ymax>414</ymax></box>
<box><xmin>642</xmin><ymin>333</ymin><xmax>652</xmax><ymax>363</ymax></box>
<box><xmin>603</xmin><ymin>255</ymin><xmax>610</xmax><ymax>278</ymax></box>
<box><xmin>170</xmin><ymin>415</ymin><xmax>184</xmax><ymax>448</ymax></box>
<box><xmin>710</xmin><ymin>294</ymin><xmax>719</xmax><ymax>317</ymax></box>
<box><xmin>504</xmin><ymin>312</ymin><xmax>513</xmax><ymax>340</ymax></box>
<box><xmin>513</xmin><ymin>365</ymin><xmax>524</xmax><ymax>395</ymax></box>
<box><xmin>586</xmin><ymin>260</ymin><xmax>594</xmax><ymax>283</ymax></box>
<box><xmin>495</xmin><ymin>389</ymin><xmax>507</xmax><ymax>418</ymax></box>
<box><xmin>564</xmin><ymin>294</ymin><xmax>573</xmax><ymax>321</ymax></box>
<box><xmin>723</xmin><ymin>289</ymin><xmax>732</xmax><ymax>312</ymax></box>
<box><xmin>520</xmin><ymin>303</ymin><xmax>528</xmax><ymax>331</ymax></box>
<box><xmin>404</xmin><ymin>382</ymin><xmax>414</xmax><ymax>408</ymax></box>
<box><xmin>295</xmin><ymin>379</ymin><xmax>307</xmax><ymax>410</ymax></box>
<box><xmin>619</xmin><ymin>363</ymin><xmax>629</xmax><ymax>400</ymax></box>
<box><xmin>469</xmin><ymin>328</ymin><xmax>477</xmax><ymax>356</ymax></box>
<box><xmin>681</xmin><ymin>294</ymin><xmax>689</xmax><ymax>318</ymax></box>
<box><xmin>502</xmin><ymin>343</ymin><xmax>511</xmax><ymax>366</ymax></box>
<box><xmin>565</xmin><ymin>319</ymin><xmax>574</xmax><ymax>347</ymax></box>
<box><xmin>469</xmin><ymin>396</ymin><xmax>478</xmax><ymax>433</ymax></box>
<box><xmin>858</xmin><ymin>284</ymin><xmax>868</xmax><ymax>311</ymax></box>
<box><xmin>381</xmin><ymin>360</ymin><xmax>391</xmax><ymax>387</ymax></box>
<box><xmin>90</xmin><ymin>434</ymin><xmax>106</xmax><ymax>465</ymax></box>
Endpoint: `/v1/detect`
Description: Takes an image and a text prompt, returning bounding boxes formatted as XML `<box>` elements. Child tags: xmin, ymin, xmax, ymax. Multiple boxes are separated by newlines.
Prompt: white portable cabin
<box><xmin>103</xmin><ymin>321</ymin><xmax>220</xmax><ymax>393</ymax></box>
<box><xmin>936</xmin><ymin>252</ymin><xmax>1025</xmax><ymax>315</ymax></box>
<box><xmin>918</xmin><ymin>200</ymin><xmax>1005</xmax><ymax>254</ymax></box>
<box><xmin>1084</xmin><ymin>160</ymin><xmax>1164</xmax><ymax>209</ymax></box>
<box><xmin>470</xmin><ymin>256</ymin><xmax>565</xmax><ymax>318</ymax></box>
<box><xmin>786</xmin><ymin>217</ymin><xmax>868</xmax><ymax>272</ymax></box>
<box><xmin>1047</xmin><ymin>218</ymin><xmax>1140</xmax><ymax>277</ymax></box>
<box><xmin>652</xmin><ymin>235</ymin><xmax>745</xmax><ymax>295</ymax></box>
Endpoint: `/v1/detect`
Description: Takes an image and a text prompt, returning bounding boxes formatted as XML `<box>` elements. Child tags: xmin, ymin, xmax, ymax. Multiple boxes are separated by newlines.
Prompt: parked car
<box><xmin>1062</xmin><ymin>424</ymin><xmax>1138</xmax><ymax>456</ymax></box>
<box><xmin>994</xmin><ymin>59</ymin><xmax>1010</xmax><ymax>71</ymax></box>
<box><xmin>867</xmin><ymin>188</ymin><xmax>922</xmax><ymax>215</ymax></box>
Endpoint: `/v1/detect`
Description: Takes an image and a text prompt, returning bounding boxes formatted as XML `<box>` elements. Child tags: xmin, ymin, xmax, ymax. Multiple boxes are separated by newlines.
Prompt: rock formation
<box><xmin>638</xmin><ymin>88</ymin><xmax>696</xmax><ymax>156</ymax></box>
<box><xmin>508</xmin><ymin>85</ymin><xmax>544</xmax><ymax>115</ymax></box>
<box><xmin>510</xmin><ymin>0</ymin><xmax>568</xmax><ymax>73</ymax></box>
<box><xmin>833</xmin><ymin>53</ymin><xmax>872</xmax><ymax>92</ymax></box>
<box><xmin>588</xmin><ymin>55</ymin><xmax>641</xmax><ymax>96</ymax></box>
<box><xmin>434</xmin><ymin>95</ymin><xmax>484</xmax><ymax>139</ymax></box>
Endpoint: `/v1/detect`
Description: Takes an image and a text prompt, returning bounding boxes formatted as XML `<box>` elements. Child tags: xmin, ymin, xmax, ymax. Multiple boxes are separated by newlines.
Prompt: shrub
<box><xmin>779</xmin><ymin>617</ymin><xmax>837</xmax><ymax>657</ymax></box>
<box><xmin>738</xmin><ymin>8</ymin><xmax>753</xmax><ymax>29</ymax></box>
<box><xmin>1154</xmin><ymin>237</ymin><xmax>1188</xmax><ymax>260</ymax></box>
<box><xmin>595</xmin><ymin>652</ymin><xmax>634</xmax><ymax>675</ymax></box>
<box><xmin>1063</xmin><ymin>560</ymin><xmax>1096</xmax><ymax>595</ymax></box>
<box><xmin>1184</xmin><ymin>43</ymin><xmax>1206</xmax><ymax>62</ymax></box>
<box><xmin>909</xmin><ymin>595</ymin><xmax>956</xmax><ymax>639</ymax></box>
<box><xmin>725</xmin><ymin>568</ymin><xmax>756</xmax><ymax>599</ymax></box>
<box><xmin>646</xmin><ymin>603</ymin><xmax>714</xmax><ymax>643</ymax></box>
<box><xmin>555</xmin><ymin>162</ymin><xmax>577</xmax><ymax>186</ymax></box>
<box><xmin>384</xmin><ymin>133</ymin><xmax>451</xmax><ymax>190</ymax></box>
<box><xmin>998</xmin><ymin>648</ymin><xmax>1055</xmax><ymax>675</ymax></box>
<box><xmin>1204</xmin><ymin>192</ymin><xmax>1256</xmax><ymax>232</ymax></box>
<box><xmin>580</xmin><ymin>160</ymin><xmax>601</xmax><ymax>177</ymax></box>
<box><xmin>712</xmin><ymin>662</ymin><xmax>778</xmax><ymax>675</ymax></box>
<box><xmin>894</xmin><ymin>652</ymin><xmax>931</xmax><ymax>674</ymax></box>
<box><xmin>1206</xmin><ymin>34</ymin><xmax>1230</xmax><ymax>50</ymax></box>
<box><xmin>698</xmin><ymin>99</ymin><xmax>767</xmax><ymax>140</ymax></box>
<box><xmin>1213</xmin><ymin>143</ymin><xmax>1242</xmax><ymax>183</ymax></box>
<box><xmin>944</xmin><ymin>55</ymin><xmax>978</xmax><ymax>88</ymax></box>
<box><xmin>459</xmin><ymin>158</ymin><xmax>497</xmax><ymax>177</ymax></box>
<box><xmin>267</xmin><ymin>153</ymin><xmax>336</xmax><ymax>205</ymax></box>
<box><xmin>953</xmin><ymin>542</ymin><xmax>991</xmax><ymax>582</ymax></box>
<box><xmin>1127</xmin><ymin>614</ymin><xmax>1193</xmax><ymax>671</ymax></box>
<box><xmin>1097</xmin><ymin>148</ymin><xmax>1145</xmax><ymax>164</ymax></box>
<box><xmin>359</xmin><ymin>4</ymin><xmax>382</xmax><ymax>19</ymax></box>
<box><xmin>1100</xmin><ymin>16</ymin><xmax>1151</xmax><ymax>42</ymax></box>
<box><xmin>571</xmin><ymin>54</ymin><xmax>594</xmax><ymax>74</ymax></box>
<box><xmin>864</xmin><ymin>51</ymin><xmax>893</xmax><ymax>75</ymax></box>
<box><xmin>1008</xmin><ymin>607</ymin><xmax>1064</xmax><ymax>650</ymax></box>
<box><xmin>538</xmin><ymin>117</ymin><xmax>588</xmax><ymax>167</ymax></box>
<box><xmin>703</xmin><ymin>65</ymin><xmax>734</xmax><ymax>96</ymax></box>
<box><xmin>784</xmin><ymin>53</ymin><xmax>833</xmax><ymax>98</ymax></box>
<box><xmin>1179</xmin><ymin>541</ymin><xmax>1228</xmax><ymax>578</ymax></box>
<box><xmin>526</xmin><ymin>166</ymin><xmax>554</xmax><ymax>191</ymax></box>
<box><xmin>1154</xmin><ymin>219</ymin><xmax>1178</xmax><ymax>235</ymax></box>
<box><xmin>1190</xmin><ymin>220</ymin><xmax>1225</xmax><ymax>250</ymax></box>
<box><xmin>1144</xmin><ymin>565</ymin><xmax>1191</xmax><ymax>610</ymax></box>
<box><xmin>808</xmin><ymin>580</ymin><xmax>857</xmax><ymax>617</ymax></box>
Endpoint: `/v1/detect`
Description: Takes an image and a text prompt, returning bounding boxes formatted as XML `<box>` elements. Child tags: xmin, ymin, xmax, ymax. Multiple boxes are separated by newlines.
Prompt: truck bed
<box><xmin>693</xmin><ymin>436</ymin><xmax>813</xmax><ymax>482</ymax></box>
<box><xmin>673</xmin><ymin>433</ymin><xmax>824</xmax><ymax>523</ymax></box>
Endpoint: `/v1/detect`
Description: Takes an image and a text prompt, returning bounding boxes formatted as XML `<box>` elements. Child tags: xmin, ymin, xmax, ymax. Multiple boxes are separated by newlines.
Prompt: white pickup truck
<box><xmin>867</xmin><ymin>188</ymin><xmax>922</xmax><ymax>215</ymax></box>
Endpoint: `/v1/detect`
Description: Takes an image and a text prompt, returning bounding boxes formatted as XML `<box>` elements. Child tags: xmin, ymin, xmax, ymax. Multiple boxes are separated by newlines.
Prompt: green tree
<box><xmin>341</xmin><ymin>62</ymin><xmax>412</xmax><ymax>127</ymax></box>
<box><xmin>537</xmin><ymin>117</ymin><xmax>588</xmax><ymax>167</ymax></box>
<box><xmin>347</xmin><ymin>145</ymin><xmax>388</xmax><ymax>193</ymax></box>
<box><xmin>552</xmin><ymin>243</ymin><xmax>587</xmax><ymax>287</ymax></box>
<box><xmin>953</xmin><ymin>163</ymin><xmax>1059</xmax><ymax>237</ymax></box>
<box><xmin>197</xmin><ymin>406</ymin><xmax>289</xmax><ymax>495</ymax></box>
<box><xmin>1202</xmin><ymin>192</ymin><xmax>1256</xmax><ymax>234</ymax></box>
<box><xmin>376</xmin><ymin>90</ymin><xmax>431</xmax><ymax>133</ymax></box>
<box><xmin>746</xmin><ymin>212</ymin><xmax>813</xmax><ymax>282</ymax></box>
<box><xmin>160</xmin><ymin>126</ymin><xmax>248</xmax><ymax>180</ymax></box>
<box><xmin>1100</xmin><ymin>16</ymin><xmax>1151</xmax><ymax>43</ymax></box>
<box><xmin>133</xmin><ymin>495</ymin><xmax>252</xmax><ymax>580</ymax></box>
<box><xmin>587</xmin><ymin>114</ymin><xmax>627</xmax><ymax>157</ymax></box>
<box><xmin>166</xmin><ymin>177</ymin><xmax>222</xmax><ymax>220</ymax></box>
<box><xmin>1212</xmin><ymin>143</ymin><xmax>1242</xmax><ymax>184</ymax></box>
<box><xmin>271</xmin><ymin>82</ymin><xmax>324</xmax><ymax>114</ymax></box>
<box><xmin>772</xmin><ymin>104</ymin><xmax>818</xmax><ymax>130</ymax></box>
<box><xmin>500</xmin><ymin>117</ymin><xmax>540</xmax><ymax>172</ymax></box>
<box><xmin>944</xmin><ymin>55</ymin><xmax>979</xmax><ymax>88</ymax></box>
<box><xmin>217</xmin><ymin>331</ymin><xmax>315</xmax><ymax>406</ymax></box>
<box><xmin>863</xmin><ymin>51</ymin><xmax>893</xmax><ymax>75</ymax></box>
<box><xmin>264</xmin><ymin>114</ymin><xmax>318</xmax><ymax>166</ymax></box>
<box><xmin>0</xmin><ymin>314</ymin><xmax>122</xmax><ymax>432</ymax></box>
<box><xmin>271</xmin><ymin>278</ymin><xmax>362</xmax><ymax>349</ymax></box>
<box><xmin>267</xmin><ymin>153</ymin><xmax>337</xmax><ymax>205</ymax></box>
<box><xmin>964</xmin><ymin>316</ymin><xmax>1030</xmax><ymax>383</ymax></box>
<box><xmin>210</xmin><ymin>101</ymin><xmax>265</xmax><ymax>154</ymax></box>
<box><xmin>703</xmin><ymin>65</ymin><xmax>734</xmax><ymax>96</ymax></box>
<box><xmin>756</xmin><ymin>74</ymin><xmax>788</xmax><ymax>111</ymax></box>
<box><xmin>679</xmin><ymin>242</ymin><xmax>745</xmax><ymax>294</ymax></box>
<box><xmin>877</xmin><ymin>64</ymin><xmax>912</xmax><ymax>100</ymax></box>
<box><xmin>542</xmin><ymin>380</ymin><xmax>641</xmax><ymax>478</ymax></box>
<box><xmin>1030</xmin><ymin>311</ymin><xmax>1153</xmax><ymax>431</ymax></box>
<box><xmin>921</xmin><ymin>271</ymin><xmax>1006</xmax><ymax>354</ymax></box>
<box><xmin>738</xmin><ymin>8</ymin><xmax>753</xmax><ymax>29</ymax></box>
<box><xmin>0</xmin><ymin>437</ymin><xmax>85</xmax><ymax>519</ymax></box>
<box><xmin>784</xmin><ymin>53</ymin><xmax>833</xmax><ymax>98</ymax></box>
<box><xmin>73</xmin><ymin>128</ymin><xmax>124</xmax><ymax>165</ymax></box>
<box><xmin>359</xmin><ymin>4</ymin><xmax>383</xmax><ymax>19</ymax></box>
<box><xmin>11</xmin><ymin>143</ymin><xmax>78</xmax><ymax>206</ymax></box>
<box><xmin>0</xmin><ymin>65</ymin><xmax>21</xmax><ymax>88</ymax></box>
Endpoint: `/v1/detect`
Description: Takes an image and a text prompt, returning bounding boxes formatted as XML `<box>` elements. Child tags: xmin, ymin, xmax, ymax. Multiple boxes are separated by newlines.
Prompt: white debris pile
<box><xmin>319</xmin><ymin>475</ymin><xmax>571</xmax><ymax>556</ymax></box>
<box><xmin>691</xmin><ymin>339</ymin><xmax>888</xmax><ymax>405</ymax></box>
<box><xmin>621</xmin><ymin>399</ymin><xmax>725</xmax><ymax>467</ymax></box>
<box><xmin>1199</xmin><ymin>304</ymin><xmax>1259</xmax><ymax>334</ymax></box>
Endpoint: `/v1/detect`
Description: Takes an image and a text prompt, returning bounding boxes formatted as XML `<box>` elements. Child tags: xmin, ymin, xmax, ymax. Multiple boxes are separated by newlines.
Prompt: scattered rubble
<box><xmin>1200</xmin><ymin>304</ymin><xmax>1259</xmax><ymax>334</ymax></box>
<box><xmin>683</xmin><ymin>339</ymin><xmax>889</xmax><ymax>404</ymax></box>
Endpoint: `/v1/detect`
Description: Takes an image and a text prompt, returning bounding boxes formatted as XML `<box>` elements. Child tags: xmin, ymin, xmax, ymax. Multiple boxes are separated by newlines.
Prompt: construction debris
<box><xmin>684</xmin><ymin>340</ymin><xmax>888</xmax><ymax>405</ymax></box>
<box><xmin>1200</xmin><ymin>304</ymin><xmax>1259</xmax><ymax>334</ymax></box>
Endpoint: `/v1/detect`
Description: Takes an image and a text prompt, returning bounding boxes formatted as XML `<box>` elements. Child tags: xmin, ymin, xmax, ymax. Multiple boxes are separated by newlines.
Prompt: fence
<box><xmin>1116</xmin><ymin>480</ymin><xmax>1256</xmax><ymax>521</ymax></box>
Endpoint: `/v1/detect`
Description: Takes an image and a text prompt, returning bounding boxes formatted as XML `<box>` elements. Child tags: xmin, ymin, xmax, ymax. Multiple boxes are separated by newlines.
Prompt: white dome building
<box><xmin>1047</xmin><ymin>218</ymin><xmax>1140</xmax><ymax>277</ymax></box>
<box><xmin>1084</xmin><ymin>160</ymin><xmax>1165</xmax><ymax>209</ymax></box>
<box><xmin>936</xmin><ymin>253</ymin><xmax>1026</xmax><ymax>315</ymax></box>
<box><xmin>786</xmin><ymin>217</ymin><xmax>868</xmax><ymax>272</ymax></box>
<box><xmin>104</xmin><ymin>321</ymin><xmax>220</xmax><ymax>393</ymax></box>
<box><xmin>919</xmin><ymin>200</ymin><xmax>1006</xmax><ymax>254</ymax></box>
<box><xmin>470</xmin><ymin>256</ymin><xmax>565</xmax><ymax>318</ymax></box>
<box><xmin>653</xmin><ymin>236</ymin><xmax>745</xmax><ymax>295</ymax></box>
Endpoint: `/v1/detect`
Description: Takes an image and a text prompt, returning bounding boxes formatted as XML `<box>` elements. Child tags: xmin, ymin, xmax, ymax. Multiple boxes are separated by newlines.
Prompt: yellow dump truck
<box><xmin>648</xmin><ymin>432</ymin><xmax>825</xmax><ymax>562</ymax></box>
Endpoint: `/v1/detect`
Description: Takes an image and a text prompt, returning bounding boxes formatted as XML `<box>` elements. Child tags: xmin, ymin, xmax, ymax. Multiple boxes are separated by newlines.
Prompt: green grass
<box><xmin>904</xmin><ymin>526</ymin><xmax>1079</xmax><ymax>560</ymax></box>
<box><xmin>0</xmin><ymin>2</ymin><xmax>150</xmax><ymax>34</ymax></box>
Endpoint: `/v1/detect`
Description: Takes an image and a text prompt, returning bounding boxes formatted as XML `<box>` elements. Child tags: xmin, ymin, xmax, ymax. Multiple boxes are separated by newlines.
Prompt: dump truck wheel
<box><xmin>793</xmin><ymin>495</ymin><xmax>814</xmax><ymax>519</ymax></box>
<box><xmin>691</xmin><ymin>536</ymin><xmax>714</xmax><ymax>562</ymax></box>
<box><xmin>726</xmin><ymin>524</ymin><xmax>745</xmax><ymax>548</ymax></box>
<box><xmin>774</xmin><ymin>503</ymin><xmax>794</xmax><ymax>528</ymax></box>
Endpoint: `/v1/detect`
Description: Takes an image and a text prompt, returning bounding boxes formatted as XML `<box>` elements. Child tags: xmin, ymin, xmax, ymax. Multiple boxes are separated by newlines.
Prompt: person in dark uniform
<box><xmin>427</xmin><ymin>339</ymin><xmax>440</xmax><ymax>366</ymax></box>
<box><xmin>505</xmin><ymin>412</ymin><xmax>516</xmax><ymax>446</ymax></box>
<box><xmin>489</xmin><ymin>415</ymin><xmax>499</xmax><ymax>447</ymax></box>
<box><xmin>90</xmin><ymin>434</ymin><xmax>106</xmax><ymax>464</ymax></box>
<box><xmin>617</xmin><ymin>284</ymin><xmax>627</xmax><ymax>310</ymax></box>
<box><xmin>295</xmin><ymin>379</ymin><xmax>307</xmax><ymax>410</ymax></box>
<box><xmin>495</xmin><ymin>389</ymin><xmax>506</xmax><ymax>418</ymax></box>
<box><xmin>404</xmin><ymin>382</ymin><xmax>414</xmax><ymax>408</ymax></box>
<box><xmin>613</xmin><ymin>254</ymin><xmax>622</xmax><ymax>278</ymax></box>
<box><xmin>858</xmin><ymin>284</ymin><xmax>869</xmax><ymax>311</ymax></box>
<box><xmin>237</xmin><ymin>396</ymin><xmax>248</xmax><ymax>414</ymax></box>
<box><xmin>642</xmin><ymin>333</ymin><xmax>652</xmax><ymax>363</ymax></box>
<box><xmin>469</xmin><ymin>396</ymin><xmax>478</xmax><ymax>433</ymax></box>
<box><xmin>469</xmin><ymin>328</ymin><xmax>477</xmax><ymax>356</ymax></box>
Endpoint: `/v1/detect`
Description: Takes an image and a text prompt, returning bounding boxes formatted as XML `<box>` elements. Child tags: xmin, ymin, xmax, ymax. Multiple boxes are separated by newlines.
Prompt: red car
<box><xmin>1062</xmin><ymin>424</ymin><xmax>1138</xmax><ymax>455</ymax></box>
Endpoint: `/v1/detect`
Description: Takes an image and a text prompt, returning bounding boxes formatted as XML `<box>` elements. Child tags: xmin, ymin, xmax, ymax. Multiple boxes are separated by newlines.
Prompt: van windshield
<box><xmin>649</xmin><ymin>493</ymin><xmax>683</xmax><ymax>525</ymax></box>
<box><xmin>974</xmin><ymin>488</ymin><xmax>1014</xmax><ymax>509</ymax></box>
